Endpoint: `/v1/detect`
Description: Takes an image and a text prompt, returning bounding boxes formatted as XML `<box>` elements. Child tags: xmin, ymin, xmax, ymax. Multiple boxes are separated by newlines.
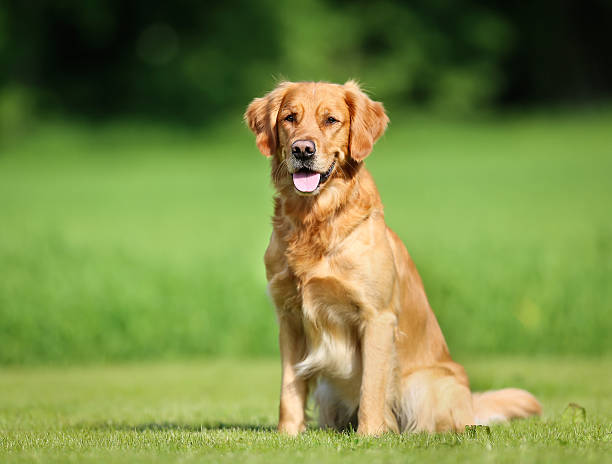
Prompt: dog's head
<box><xmin>245</xmin><ymin>81</ymin><xmax>388</xmax><ymax>196</ymax></box>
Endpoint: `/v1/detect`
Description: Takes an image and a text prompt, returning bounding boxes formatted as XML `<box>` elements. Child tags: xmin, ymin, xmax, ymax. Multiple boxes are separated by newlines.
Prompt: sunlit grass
<box><xmin>1</xmin><ymin>358</ymin><xmax>610</xmax><ymax>463</ymax></box>
<box><xmin>0</xmin><ymin>110</ymin><xmax>611</xmax><ymax>363</ymax></box>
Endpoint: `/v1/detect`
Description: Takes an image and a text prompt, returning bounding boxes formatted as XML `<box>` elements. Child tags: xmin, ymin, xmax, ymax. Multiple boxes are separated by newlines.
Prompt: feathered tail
<box><xmin>472</xmin><ymin>388</ymin><xmax>542</xmax><ymax>425</ymax></box>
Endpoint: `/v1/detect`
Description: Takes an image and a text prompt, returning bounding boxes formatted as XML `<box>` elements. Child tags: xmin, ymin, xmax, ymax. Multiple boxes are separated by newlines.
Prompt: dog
<box><xmin>245</xmin><ymin>80</ymin><xmax>541</xmax><ymax>436</ymax></box>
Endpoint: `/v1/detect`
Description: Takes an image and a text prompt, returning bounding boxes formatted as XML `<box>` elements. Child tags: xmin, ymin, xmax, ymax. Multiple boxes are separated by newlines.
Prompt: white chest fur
<box><xmin>294</xmin><ymin>276</ymin><xmax>363</xmax><ymax>381</ymax></box>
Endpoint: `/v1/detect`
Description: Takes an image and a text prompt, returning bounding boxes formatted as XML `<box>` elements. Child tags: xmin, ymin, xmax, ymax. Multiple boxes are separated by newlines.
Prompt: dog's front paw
<box><xmin>356</xmin><ymin>422</ymin><xmax>386</xmax><ymax>437</ymax></box>
<box><xmin>278</xmin><ymin>421</ymin><xmax>306</xmax><ymax>436</ymax></box>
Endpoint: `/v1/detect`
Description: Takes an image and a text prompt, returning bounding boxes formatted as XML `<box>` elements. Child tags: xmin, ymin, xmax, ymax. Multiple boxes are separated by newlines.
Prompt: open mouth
<box><xmin>292</xmin><ymin>161</ymin><xmax>336</xmax><ymax>193</ymax></box>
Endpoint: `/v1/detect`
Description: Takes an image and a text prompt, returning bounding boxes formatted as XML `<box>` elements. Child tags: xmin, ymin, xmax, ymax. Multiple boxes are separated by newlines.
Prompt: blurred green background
<box><xmin>0</xmin><ymin>0</ymin><xmax>611</xmax><ymax>365</ymax></box>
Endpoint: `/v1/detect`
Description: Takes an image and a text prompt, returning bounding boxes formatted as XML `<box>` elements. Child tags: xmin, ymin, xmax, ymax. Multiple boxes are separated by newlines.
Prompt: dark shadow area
<box><xmin>2</xmin><ymin>0</ymin><xmax>611</xmax><ymax>125</ymax></box>
<box><xmin>86</xmin><ymin>421</ymin><xmax>275</xmax><ymax>432</ymax></box>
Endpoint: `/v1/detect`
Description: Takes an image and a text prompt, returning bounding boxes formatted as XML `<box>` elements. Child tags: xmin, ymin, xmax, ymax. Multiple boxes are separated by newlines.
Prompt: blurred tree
<box><xmin>0</xmin><ymin>0</ymin><xmax>610</xmax><ymax>124</ymax></box>
<box><xmin>495</xmin><ymin>0</ymin><xmax>612</xmax><ymax>105</ymax></box>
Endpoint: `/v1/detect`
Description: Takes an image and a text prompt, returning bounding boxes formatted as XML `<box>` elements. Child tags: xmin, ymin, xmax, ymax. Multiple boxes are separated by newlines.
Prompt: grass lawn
<box><xmin>1</xmin><ymin>110</ymin><xmax>611</xmax><ymax>364</ymax></box>
<box><xmin>1</xmin><ymin>112</ymin><xmax>611</xmax><ymax>459</ymax></box>
<box><xmin>1</xmin><ymin>357</ymin><xmax>611</xmax><ymax>463</ymax></box>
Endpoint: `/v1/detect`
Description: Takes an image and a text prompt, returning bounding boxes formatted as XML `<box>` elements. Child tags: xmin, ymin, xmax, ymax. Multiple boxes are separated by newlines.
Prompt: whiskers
<box><xmin>336</xmin><ymin>161</ymin><xmax>349</xmax><ymax>180</ymax></box>
<box><xmin>271</xmin><ymin>159</ymin><xmax>289</xmax><ymax>186</ymax></box>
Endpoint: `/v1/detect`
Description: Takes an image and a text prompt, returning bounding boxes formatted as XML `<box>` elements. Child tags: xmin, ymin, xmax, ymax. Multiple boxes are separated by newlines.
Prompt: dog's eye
<box><xmin>284</xmin><ymin>114</ymin><xmax>295</xmax><ymax>122</ymax></box>
<box><xmin>326</xmin><ymin>116</ymin><xmax>338</xmax><ymax>124</ymax></box>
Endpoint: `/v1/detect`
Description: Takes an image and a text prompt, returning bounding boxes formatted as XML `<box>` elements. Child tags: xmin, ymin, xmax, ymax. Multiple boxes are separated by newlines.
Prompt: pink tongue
<box><xmin>293</xmin><ymin>171</ymin><xmax>321</xmax><ymax>192</ymax></box>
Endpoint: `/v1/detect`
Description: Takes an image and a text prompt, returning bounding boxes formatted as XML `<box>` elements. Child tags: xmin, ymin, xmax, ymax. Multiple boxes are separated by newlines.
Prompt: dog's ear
<box><xmin>244</xmin><ymin>82</ymin><xmax>292</xmax><ymax>157</ymax></box>
<box><xmin>344</xmin><ymin>80</ymin><xmax>389</xmax><ymax>161</ymax></box>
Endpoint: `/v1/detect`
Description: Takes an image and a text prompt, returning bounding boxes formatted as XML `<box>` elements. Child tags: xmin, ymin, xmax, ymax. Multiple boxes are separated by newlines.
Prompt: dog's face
<box><xmin>245</xmin><ymin>81</ymin><xmax>388</xmax><ymax>196</ymax></box>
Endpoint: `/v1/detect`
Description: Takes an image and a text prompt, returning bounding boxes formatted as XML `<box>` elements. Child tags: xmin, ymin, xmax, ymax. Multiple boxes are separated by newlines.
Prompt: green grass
<box><xmin>1</xmin><ymin>110</ymin><xmax>612</xmax><ymax>363</ymax></box>
<box><xmin>1</xmin><ymin>357</ymin><xmax>611</xmax><ymax>463</ymax></box>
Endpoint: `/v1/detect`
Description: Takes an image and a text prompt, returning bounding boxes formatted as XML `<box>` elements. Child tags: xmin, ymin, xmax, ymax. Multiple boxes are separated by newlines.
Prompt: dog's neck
<box><xmin>272</xmin><ymin>165</ymin><xmax>383</xmax><ymax>262</ymax></box>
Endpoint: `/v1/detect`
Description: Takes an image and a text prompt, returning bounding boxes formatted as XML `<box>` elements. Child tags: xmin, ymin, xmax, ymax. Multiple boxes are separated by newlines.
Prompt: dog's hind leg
<box><xmin>398</xmin><ymin>366</ymin><xmax>475</xmax><ymax>433</ymax></box>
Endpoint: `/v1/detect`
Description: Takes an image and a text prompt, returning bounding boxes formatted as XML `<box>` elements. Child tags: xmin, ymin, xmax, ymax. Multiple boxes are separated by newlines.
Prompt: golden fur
<box><xmin>245</xmin><ymin>81</ymin><xmax>541</xmax><ymax>436</ymax></box>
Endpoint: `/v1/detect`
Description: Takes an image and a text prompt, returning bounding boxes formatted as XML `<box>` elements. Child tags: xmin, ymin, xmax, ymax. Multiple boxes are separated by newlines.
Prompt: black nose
<box><xmin>291</xmin><ymin>140</ymin><xmax>316</xmax><ymax>159</ymax></box>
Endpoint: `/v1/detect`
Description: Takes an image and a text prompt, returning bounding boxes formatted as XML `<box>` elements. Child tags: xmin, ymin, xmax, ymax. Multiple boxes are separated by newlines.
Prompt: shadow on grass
<box><xmin>89</xmin><ymin>421</ymin><xmax>275</xmax><ymax>432</ymax></box>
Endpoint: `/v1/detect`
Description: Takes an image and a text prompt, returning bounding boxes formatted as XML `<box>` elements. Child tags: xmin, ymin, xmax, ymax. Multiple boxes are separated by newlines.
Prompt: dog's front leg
<box><xmin>357</xmin><ymin>311</ymin><xmax>396</xmax><ymax>436</ymax></box>
<box><xmin>277</xmin><ymin>312</ymin><xmax>308</xmax><ymax>435</ymax></box>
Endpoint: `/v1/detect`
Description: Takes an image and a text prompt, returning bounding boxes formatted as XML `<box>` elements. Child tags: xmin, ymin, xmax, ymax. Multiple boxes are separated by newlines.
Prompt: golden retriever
<box><xmin>245</xmin><ymin>81</ymin><xmax>541</xmax><ymax>436</ymax></box>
